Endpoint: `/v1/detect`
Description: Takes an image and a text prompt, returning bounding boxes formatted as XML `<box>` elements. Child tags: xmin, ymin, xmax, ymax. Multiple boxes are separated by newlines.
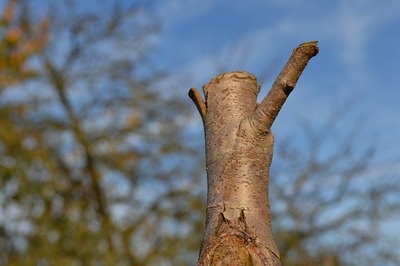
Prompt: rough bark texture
<box><xmin>189</xmin><ymin>41</ymin><xmax>318</xmax><ymax>266</ymax></box>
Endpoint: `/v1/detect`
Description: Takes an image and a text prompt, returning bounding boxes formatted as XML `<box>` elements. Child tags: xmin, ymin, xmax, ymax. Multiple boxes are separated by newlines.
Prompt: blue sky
<box><xmin>2</xmin><ymin>0</ymin><xmax>398</xmax><ymax>259</ymax></box>
<box><xmin>149</xmin><ymin>0</ymin><xmax>400</xmax><ymax>169</ymax></box>
<box><xmin>148</xmin><ymin>1</ymin><xmax>400</xmax><ymax>253</ymax></box>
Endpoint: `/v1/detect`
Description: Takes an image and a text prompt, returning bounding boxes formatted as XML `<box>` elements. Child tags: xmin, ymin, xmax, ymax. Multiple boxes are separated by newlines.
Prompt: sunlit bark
<box><xmin>190</xmin><ymin>41</ymin><xmax>318</xmax><ymax>265</ymax></box>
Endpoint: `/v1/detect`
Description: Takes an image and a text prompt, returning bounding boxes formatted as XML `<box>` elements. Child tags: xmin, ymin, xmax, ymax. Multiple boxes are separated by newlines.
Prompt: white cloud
<box><xmin>327</xmin><ymin>1</ymin><xmax>400</xmax><ymax>76</ymax></box>
<box><xmin>159</xmin><ymin>0</ymin><xmax>400</xmax><ymax>110</ymax></box>
<box><xmin>154</xmin><ymin>0</ymin><xmax>215</xmax><ymax>29</ymax></box>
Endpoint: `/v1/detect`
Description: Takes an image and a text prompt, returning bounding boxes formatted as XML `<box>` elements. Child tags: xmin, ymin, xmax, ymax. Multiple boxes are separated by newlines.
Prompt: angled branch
<box><xmin>251</xmin><ymin>41</ymin><xmax>319</xmax><ymax>132</ymax></box>
<box><xmin>188</xmin><ymin>87</ymin><xmax>207</xmax><ymax>122</ymax></box>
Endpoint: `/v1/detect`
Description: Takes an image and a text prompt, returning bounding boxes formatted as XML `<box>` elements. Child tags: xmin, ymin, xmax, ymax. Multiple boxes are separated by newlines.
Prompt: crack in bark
<box><xmin>191</xmin><ymin>41</ymin><xmax>319</xmax><ymax>266</ymax></box>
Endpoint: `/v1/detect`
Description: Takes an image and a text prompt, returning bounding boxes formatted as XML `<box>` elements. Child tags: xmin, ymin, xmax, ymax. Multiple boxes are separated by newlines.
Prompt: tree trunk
<box><xmin>189</xmin><ymin>41</ymin><xmax>318</xmax><ymax>265</ymax></box>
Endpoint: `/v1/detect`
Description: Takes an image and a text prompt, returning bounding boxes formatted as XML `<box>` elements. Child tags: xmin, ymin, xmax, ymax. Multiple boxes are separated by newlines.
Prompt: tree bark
<box><xmin>189</xmin><ymin>41</ymin><xmax>318</xmax><ymax>265</ymax></box>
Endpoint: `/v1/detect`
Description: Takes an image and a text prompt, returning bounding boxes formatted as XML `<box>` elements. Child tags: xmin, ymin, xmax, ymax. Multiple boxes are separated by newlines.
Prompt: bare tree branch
<box><xmin>251</xmin><ymin>41</ymin><xmax>318</xmax><ymax>132</ymax></box>
<box><xmin>188</xmin><ymin>87</ymin><xmax>206</xmax><ymax>122</ymax></box>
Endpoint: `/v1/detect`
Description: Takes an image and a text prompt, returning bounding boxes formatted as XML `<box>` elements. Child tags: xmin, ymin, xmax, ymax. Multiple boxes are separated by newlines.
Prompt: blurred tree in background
<box><xmin>270</xmin><ymin>113</ymin><xmax>400</xmax><ymax>266</ymax></box>
<box><xmin>0</xmin><ymin>0</ymin><xmax>48</xmax><ymax>86</ymax></box>
<box><xmin>0</xmin><ymin>1</ymin><xmax>399</xmax><ymax>265</ymax></box>
<box><xmin>0</xmin><ymin>0</ymin><xmax>204</xmax><ymax>265</ymax></box>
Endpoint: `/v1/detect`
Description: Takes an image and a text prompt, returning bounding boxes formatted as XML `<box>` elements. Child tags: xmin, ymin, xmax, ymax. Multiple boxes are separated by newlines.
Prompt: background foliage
<box><xmin>0</xmin><ymin>1</ymin><xmax>398</xmax><ymax>265</ymax></box>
